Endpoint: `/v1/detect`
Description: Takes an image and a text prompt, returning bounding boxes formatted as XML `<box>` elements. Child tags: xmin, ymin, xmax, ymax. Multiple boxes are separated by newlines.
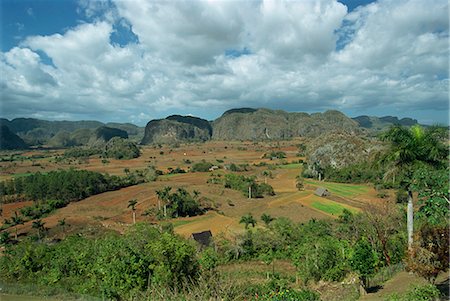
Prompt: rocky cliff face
<box><xmin>306</xmin><ymin>132</ymin><xmax>383</xmax><ymax>169</ymax></box>
<box><xmin>212</xmin><ymin>108</ymin><xmax>360</xmax><ymax>140</ymax></box>
<box><xmin>141</xmin><ymin>116</ymin><xmax>212</xmax><ymax>145</ymax></box>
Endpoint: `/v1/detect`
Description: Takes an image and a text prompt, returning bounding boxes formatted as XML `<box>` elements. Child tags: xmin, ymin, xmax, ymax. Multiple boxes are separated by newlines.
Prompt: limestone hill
<box><xmin>212</xmin><ymin>108</ymin><xmax>360</xmax><ymax>140</ymax></box>
<box><xmin>141</xmin><ymin>115</ymin><xmax>211</xmax><ymax>145</ymax></box>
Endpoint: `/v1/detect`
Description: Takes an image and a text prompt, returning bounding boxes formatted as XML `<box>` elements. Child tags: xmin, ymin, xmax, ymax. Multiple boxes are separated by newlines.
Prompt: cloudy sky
<box><xmin>1</xmin><ymin>0</ymin><xmax>448</xmax><ymax>125</ymax></box>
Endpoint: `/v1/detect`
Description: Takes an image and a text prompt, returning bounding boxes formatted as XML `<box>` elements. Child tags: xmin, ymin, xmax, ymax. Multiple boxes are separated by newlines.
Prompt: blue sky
<box><xmin>1</xmin><ymin>0</ymin><xmax>448</xmax><ymax>125</ymax></box>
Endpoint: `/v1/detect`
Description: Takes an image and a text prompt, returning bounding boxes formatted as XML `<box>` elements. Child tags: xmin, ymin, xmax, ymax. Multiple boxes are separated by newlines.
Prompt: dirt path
<box><xmin>359</xmin><ymin>272</ymin><xmax>449</xmax><ymax>301</ymax></box>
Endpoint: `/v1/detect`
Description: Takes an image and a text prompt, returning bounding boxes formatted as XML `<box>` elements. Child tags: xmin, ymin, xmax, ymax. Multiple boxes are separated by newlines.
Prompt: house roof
<box><xmin>191</xmin><ymin>230</ymin><xmax>213</xmax><ymax>247</ymax></box>
<box><xmin>314</xmin><ymin>187</ymin><xmax>329</xmax><ymax>197</ymax></box>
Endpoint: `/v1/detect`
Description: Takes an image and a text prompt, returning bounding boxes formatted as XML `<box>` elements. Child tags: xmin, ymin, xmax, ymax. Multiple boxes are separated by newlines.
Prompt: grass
<box><xmin>170</xmin><ymin>214</ymin><xmax>213</xmax><ymax>228</ymax></box>
<box><xmin>159</xmin><ymin>173</ymin><xmax>186</xmax><ymax>179</ymax></box>
<box><xmin>305</xmin><ymin>179</ymin><xmax>370</xmax><ymax>198</ymax></box>
<box><xmin>277</xmin><ymin>163</ymin><xmax>303</xmax><ymax>169</ymax></box>
<box><xmin>309</xmin><ymin>196</ymin><xmax>358</xmax><ymax>216</ymax></box>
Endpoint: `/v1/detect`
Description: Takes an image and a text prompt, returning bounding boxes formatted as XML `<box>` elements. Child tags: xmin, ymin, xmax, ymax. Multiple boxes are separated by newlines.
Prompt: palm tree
<box><xmin>11</xmin><ymin>211</ymin><xmax>24</xmax><ymax>240</ymax></box>
<box><xmin>32</xmin><ymin>219</ymin><xmax>45</xmax><ymax>240</ymax></box>
<box><xmin>193</xmin><ymin>190</ymin><xmax>201</xmax><ymax>199</ymax></box>
<box><xmin>240</xmin><ymin>213</ymin><xmax>257</xmax><ymax>229</ymax></box>
<box><xmin>262</xmin><ymin>170</ymin><xmax>271</xmax><ymax>184</ymax></box>
<box><xmin>261</xmin><ymin>213</ymin><xmax>275</xmax><ymax>226</ymax></box>
<box><xmin>156</xmin><ymin>186</ymin><xmax>171</xmax><ymax>217</ymax></box>
<box><xmin>128</xmin><ymin>199</ymin><xmax>138</xmax><ymax>224</ymax></box>
<box><xmin>381</xmin><ymin>125</ymin><xmax>447</xmax><ymax>250</ymax></box>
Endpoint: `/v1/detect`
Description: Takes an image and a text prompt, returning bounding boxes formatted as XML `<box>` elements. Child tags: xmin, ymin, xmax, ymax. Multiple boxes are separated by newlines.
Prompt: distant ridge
<box><xmin>0</xmin><ymin>118</ymin><xmax>144</xmax><ymax>147</ymax></box>
<box><xmin>352</xmin><ymin>115</ymin><xmax>420</xmax><ymax>134</ymax></box>
<box><xmin>0</xmin><ymin>125</ymin><xmax>28</xmax><ymax>150</ymax></box>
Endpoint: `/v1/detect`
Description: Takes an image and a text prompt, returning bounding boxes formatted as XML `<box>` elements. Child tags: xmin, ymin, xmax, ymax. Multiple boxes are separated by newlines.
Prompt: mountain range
<box><xmin>0</xmin><ymin>109</ymin><xmax>423</xmax><ymax>149</ymax></box>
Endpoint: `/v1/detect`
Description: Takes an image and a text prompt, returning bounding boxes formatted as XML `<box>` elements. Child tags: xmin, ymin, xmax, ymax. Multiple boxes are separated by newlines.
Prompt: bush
<box><xmin>250</xmin><ymin>288</ymin><xmax>320</xmax><ymax>301</ymax></box>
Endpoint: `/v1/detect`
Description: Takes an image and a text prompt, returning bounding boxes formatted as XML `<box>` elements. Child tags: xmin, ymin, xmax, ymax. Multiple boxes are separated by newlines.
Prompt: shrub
<box><xmin>385</xmin><ymin>284</ymin><xmax>440</xmax><ymax>301</ymax></box>
<box><xmin>191</xmin><ymin>161</ymin><xmax>214</xmax><ymax>172</ymax></box>
<box><xmin>263</xmin><ymin>151</ymin><xmax>287</xmax><ymax>160</ymax></box>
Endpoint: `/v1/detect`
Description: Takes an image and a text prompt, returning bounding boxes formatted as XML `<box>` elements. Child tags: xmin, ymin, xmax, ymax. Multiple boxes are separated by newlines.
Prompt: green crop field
<box><xmin>305</xmin><ymin>179</ymin><xmax>370</xmax><ymax>198</ymax></box>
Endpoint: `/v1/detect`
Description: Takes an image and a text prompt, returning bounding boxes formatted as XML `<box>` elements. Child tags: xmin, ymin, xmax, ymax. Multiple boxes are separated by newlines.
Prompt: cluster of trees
<box><xmin>156</xmin><ymin>187</ymin><xmax>204</xmax><ymax>218</ymax></box>
<box><xmin>63</xmin><ymin>147</ymin><xmax>102</xmax><ymax>158</ymax></box>
<box><xmin>302</xmin><ymin>161</ymin><xmax>383</xmax><ymax>184</ymax></box>
<box><xmin>0</xmin><ymin>169</ymin><xmax>138</xmax><ymax>202</ymax></box>
<box><xmin>224</xmin><ymin>173</ymin><xmax>275</xmax><ymax>198</ymax></box>
<box><xmin>218</xmin><ymin>210</ymin><xmax>405</xmax><ymax>289</ymax></box>
<box><xmin>263</xmin><ymin>151</ymin><xmax>287</xmax><ymax>159</ymax></box>
<box><xmin>62</xmin><ymin>137</ymin><xmax>140</xmax><ymax>160</ymax></box>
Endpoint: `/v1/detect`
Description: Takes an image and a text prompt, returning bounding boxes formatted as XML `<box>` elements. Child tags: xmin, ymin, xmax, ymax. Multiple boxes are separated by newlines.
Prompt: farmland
<box><xmin>0</xmin><ymin>140</ymin><xmax>381</xmax><ymax>240</ymax></box>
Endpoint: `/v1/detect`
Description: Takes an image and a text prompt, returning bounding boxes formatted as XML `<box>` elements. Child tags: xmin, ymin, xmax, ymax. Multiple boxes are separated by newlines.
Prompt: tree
<box><xmin>240</xmin><ymin>213</ymin><xmax>256</xmax><ymax>229</ymax></box>
<box><xmin>262</xmin><ymin>170</ymin><xmax>272</xmax><ymax>184</ymax></box>
<box><xmin>380</xmin><ymin>125</ymin><xmax>447</xmax><ymax>250</ymax></box>
<box><xmin>58</xmin><ymin>218</ymin><xmax>67</xmax><ymax>237</ymax></box>
<box><xmin>261</xmin><ymin>213</ymin><xmax>274</xmax><ymax>226</ymax></box>
<box><xmin>32</xmin><ymin>219</ymin><xmax>45</xmax><ymax>240</ymax></box>
<box><xmin>406</xmin><ymin>223</ymin><xmax>449</xmax><ymax>283</ymax></box>
<box><xmin>11</xmin><ymin>211</ymin><xmax>24</xmax><ymax>240</ymax></box>
<box><xmin>351</xmin><ymin>237</ymin><xmax>376</xmax><ymax>291</ymax></box>
<box><xmin>128</xmin><ymin>199</ymin><xmax>138</xmax><ymax>224</ymax></box>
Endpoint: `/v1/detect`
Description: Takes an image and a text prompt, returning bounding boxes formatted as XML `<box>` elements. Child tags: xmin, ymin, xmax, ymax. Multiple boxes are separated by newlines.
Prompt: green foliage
<box><xmin>412</xmin><ymin>167</ymin><xmax>449</xmax><ymax>225</ymax></box>
<box><xmin>0</xmin><ymin>224</ymin><xmax>199</xmax><ymax>300</ymax></box>
<box><xmin>156</xmin><ymin>187</ymin><xmax>204</xmax><ymax>218</ymax></box>
<box><xmin>293</xmin><ymin>236</ymin><xmax>348</xmax><ymax>283</ymax></box>
<box><xmin>261</xmin><ymin>213</ymin><xmax>275</xmax><ymax>226</ymax></box>
<box><xmin>0</xmin><ymin>169</ymin><xmax>143</xmax><ymax>202</ymax></box>
<box><xmin>20</xmin><ymin>199</ymin><xmax>66</xmax><ymax>219</ymax></box>
<box><xmin>406</xmin><ymin>223</ymin><xmax>449</xmax><ymax>283</ymax></box>
<box><xmin>263</xmin><ymin>151</ymin><xmax>287</xmax><ymax>159</ymax></box>
<box><xmin>384</xmin><ymin>284</ymin><xmax>440</xmax><ymax>301</ymax></box>
<box><xmin>320</xmin><ymin>162</ymin><xmax>383</xmax><ymax>184</ymax></box>
<box><xmin>199</xmin><ymin>247</ymin><xmax>219</xmax><ymax>271</ymax></box>
<box><xmin>240</xmin><ymin>213</ymin><xmax>257</xmax><ymax>229</ymax></box>
<box><xmin>64</xmin><ymin>147</ymin><xmax>101</xmax><ymax>158</ymax></box>
<box><xmin>191</xmin><ymin>160</ymin><xmax>214</xmax><ymax>172</ymax></box>
<box><xmin>351</xmin><ymin>237</ymin><xmax>376</xmax><ymax>287</ymax></box>
<box><xmin>228</xmin><ymin>163</ymin><xmax>250</xmax><ymax>172</ymax></box>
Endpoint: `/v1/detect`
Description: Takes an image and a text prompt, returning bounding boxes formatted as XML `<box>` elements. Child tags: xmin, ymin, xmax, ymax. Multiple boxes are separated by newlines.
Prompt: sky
<box><xmin>0</xmin><ymin>0</ymin><xmax>448</xmax><ymax>126</ymax></box>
